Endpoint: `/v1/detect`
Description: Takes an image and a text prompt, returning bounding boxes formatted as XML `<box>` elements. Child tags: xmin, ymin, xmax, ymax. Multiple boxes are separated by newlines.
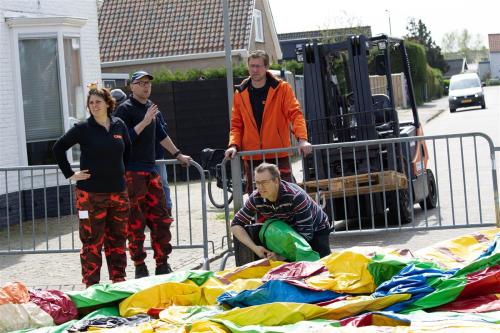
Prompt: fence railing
<box><xmin>217</xmin><ymin>132</ymin><xmax>500</xmax><ymax>269</ymax></box>
<box><xmin>0</xmin><ymin>160</ymin><xmax>211</xmax><ymax>270</ymax></box>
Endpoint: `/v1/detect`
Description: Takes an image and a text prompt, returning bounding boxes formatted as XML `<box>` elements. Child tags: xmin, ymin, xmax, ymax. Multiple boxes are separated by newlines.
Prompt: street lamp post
<box><xmin>385</xmin><ymin>9</ymin><xmax>392</xmax><ymax>36</ymax></box>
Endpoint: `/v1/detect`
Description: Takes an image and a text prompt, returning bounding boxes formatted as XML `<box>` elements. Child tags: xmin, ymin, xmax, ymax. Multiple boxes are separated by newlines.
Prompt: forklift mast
<box><xmin>300</xmin><ymin>35</ymin><xmax>433</xmax><ymax>224</ymax></box>
<box><xmin>301</xmin><ymin>35</ymin><xmax>420</xmax><ymax>180</ymax></box>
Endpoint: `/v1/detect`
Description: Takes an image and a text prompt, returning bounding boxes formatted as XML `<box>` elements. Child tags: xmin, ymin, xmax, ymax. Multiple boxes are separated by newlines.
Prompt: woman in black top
<box><xmin>53</xmin><ymin>85</ymin><xmax>131</xmax><ymax>287</ymax></box>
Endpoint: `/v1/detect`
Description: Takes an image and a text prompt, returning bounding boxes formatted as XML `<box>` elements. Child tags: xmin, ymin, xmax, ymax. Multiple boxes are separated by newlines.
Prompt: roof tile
<box><xmin>99</xmin><ymin>0</ymin><xmax>255</xmax><ymax>62</ymax></box>
<box><xmin>488</xmin><ymin>34</ymin><xmax>500</xmax><ymax>53</ymax></box>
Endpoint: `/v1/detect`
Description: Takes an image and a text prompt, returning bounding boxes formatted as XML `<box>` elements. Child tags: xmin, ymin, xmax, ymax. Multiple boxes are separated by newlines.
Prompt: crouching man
<box><xmin>231</xmin><ymin>163</ymin><xmax>332</xmax><ymax>260</ymax></box>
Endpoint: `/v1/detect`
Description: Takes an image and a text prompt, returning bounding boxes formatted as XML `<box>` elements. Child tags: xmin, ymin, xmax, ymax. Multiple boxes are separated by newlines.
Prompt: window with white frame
<box><xmin>254</xmin><ymin>9</ymin><xmax>264</xmax><ymax>43</ymax></box>
<box><xmin>8</xmin><ymin>17</ymin><xmax>86</xmax><ymax>165</ymax></box>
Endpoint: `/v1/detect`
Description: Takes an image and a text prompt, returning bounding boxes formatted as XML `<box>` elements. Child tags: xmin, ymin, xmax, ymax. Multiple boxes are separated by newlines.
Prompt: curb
<box><xmin>425</xmin><ymin>108</ymin><xmax>446</xmax><ymax>124</ymax></box>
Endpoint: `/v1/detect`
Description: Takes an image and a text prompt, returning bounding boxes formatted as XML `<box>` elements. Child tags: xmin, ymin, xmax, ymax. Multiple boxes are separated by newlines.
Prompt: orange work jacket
<box><xmin>228</xmin><ymin>73</ymin><xmax>308</xmax><ymax>160</ymax></box>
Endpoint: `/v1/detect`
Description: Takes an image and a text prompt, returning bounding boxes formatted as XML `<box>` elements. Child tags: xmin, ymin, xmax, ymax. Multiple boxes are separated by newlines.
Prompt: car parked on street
<box><xmin>448</xmin><ymin>73</ymin><xmax>485</xmax><ymax>112</ymax></box>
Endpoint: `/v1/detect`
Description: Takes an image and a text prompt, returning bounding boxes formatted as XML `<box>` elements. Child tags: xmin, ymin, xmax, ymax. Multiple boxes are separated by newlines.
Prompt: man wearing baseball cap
<box><xmin>114</xmin><ymin>70</ymin><xmax>191</xmax><ymax>278</ymax></box>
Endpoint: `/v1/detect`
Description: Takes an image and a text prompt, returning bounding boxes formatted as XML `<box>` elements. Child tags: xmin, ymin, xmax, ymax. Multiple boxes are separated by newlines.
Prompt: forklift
<box><xmin>300</xmin><ymin>35</ymin><xmax>437</xmax><ymax>225</ymax></box>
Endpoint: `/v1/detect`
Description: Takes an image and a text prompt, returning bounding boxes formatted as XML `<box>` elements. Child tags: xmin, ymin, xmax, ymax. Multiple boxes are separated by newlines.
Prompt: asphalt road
<box><xmin>331</xmin><ymin>86</ymin><xmax>500</xmax><ymax>248</ymax></box>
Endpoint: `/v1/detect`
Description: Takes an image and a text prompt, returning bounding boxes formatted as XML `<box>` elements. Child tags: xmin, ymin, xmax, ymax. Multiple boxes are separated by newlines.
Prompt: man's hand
<box><xmin>267</xmin><ymin>252</ymin><xmax>286</xmax><ymax>261</ymax></box>
<box><xmin>253</xmin><ymin>245</ymin><xmax>272</xmax><ymax>259</ymax></box>
<box><xmin>297</xmin><ymin>139</ymin><xmax>312</xmax><ymax>156</ymax></box>
<box><xmin>142</xmin><ymin>104</ymin><xmax>159</xmax><ymax>126</ymax></box>
<box><xmin>176</xmin><ymin>153</ymin><xmax>192</xmax><ymax>167</ymax></box>
<box><xmin>224</xmin><ymin>146</ymin><xmax>237</xmax><ymax>160</ymax></box>
<box><xmin>69</xmin><ymin>170</ymin><xmax>91</xmax><ymax>181</ymax></box>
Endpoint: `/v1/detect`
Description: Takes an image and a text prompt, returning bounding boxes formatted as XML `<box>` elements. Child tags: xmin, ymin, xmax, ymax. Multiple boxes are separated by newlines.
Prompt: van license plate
<box><xmin>462</xmin><ymin>99</ymin><xmax>472</xmax><ymax>103</ymax></box>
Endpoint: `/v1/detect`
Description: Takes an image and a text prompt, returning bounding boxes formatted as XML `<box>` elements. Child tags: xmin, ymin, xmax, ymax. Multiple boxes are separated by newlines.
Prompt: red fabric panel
<box><xmin>457</xmin><ymin>265</ymin><xmax>500</xmax><ymax>300</ymax></box>
<box><xmin>29</xmin><ymin>289</ymin><xmax>78</xmax><ymax>325</ymax></box>
<box><xmin>340</xmin><ymin>312</ymin><xmax>374</xmax><ymax>326</ymax></box>
<box><xmin>147</xmin><ymin>307</ymin><xmax>164</xmax><ymax>318</ymax></box>
<box><xmin>262</xmin><ymin>261</ymin><xmax>327</xmax><ymax>282</ymax></box>
<box><xmin>435</xmin><ymin>294</ymin><xmax>500</xmax><ymax>313</ymax></box>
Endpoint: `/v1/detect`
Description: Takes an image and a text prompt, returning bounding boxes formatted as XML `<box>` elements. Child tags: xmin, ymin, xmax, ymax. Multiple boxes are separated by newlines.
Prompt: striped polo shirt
<box><xmin>231</xmin><ymin>180</ymin><xmax>331</xmax><ymax>241</ymax></box>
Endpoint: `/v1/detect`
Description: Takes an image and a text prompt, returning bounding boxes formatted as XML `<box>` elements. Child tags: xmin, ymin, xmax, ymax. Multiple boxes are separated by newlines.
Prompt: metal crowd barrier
<box><xmin>0</xmin><ymin>160</ymin><xmax>211</xmax><ymax>270</ymax></box>
<box><xmin>218</xmin><ymin>132</ymin><xmax>500</xmax><ymax>269</ymax></box>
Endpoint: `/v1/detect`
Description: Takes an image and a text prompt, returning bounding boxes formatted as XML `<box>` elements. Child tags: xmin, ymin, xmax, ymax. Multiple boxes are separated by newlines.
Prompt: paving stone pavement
<box><xmin>0</xmin><ymin>100</ymin><xmax>462</xmax><ymax>290</ymax></box>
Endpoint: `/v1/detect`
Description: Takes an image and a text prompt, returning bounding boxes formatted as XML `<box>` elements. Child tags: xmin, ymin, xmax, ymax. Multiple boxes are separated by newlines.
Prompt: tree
<box><xmin>405</xmin><ymin>18</ymin><xmax>448</xmax><ymax>73</ymax></box>
<box><xmin>318</xmin><ymin>11</ymin><xmax>367</xmax><ymax>44</ymax></box>
<box><xmin>440</xmin><ymin>29</ymin><xmax>487</xmax><ymax>63</ymax></box>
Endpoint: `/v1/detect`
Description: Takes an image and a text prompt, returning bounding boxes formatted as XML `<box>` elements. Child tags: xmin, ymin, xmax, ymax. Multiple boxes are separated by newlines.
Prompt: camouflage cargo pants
<box><xmin>125</xmin><ymin>171</ymin><xmax>173</xmax><ymax>266</ymax></box>
<box><xmin>75</xmin><ymin>189</ymin><xmax>129</xmax><ymax>286</ymax></box>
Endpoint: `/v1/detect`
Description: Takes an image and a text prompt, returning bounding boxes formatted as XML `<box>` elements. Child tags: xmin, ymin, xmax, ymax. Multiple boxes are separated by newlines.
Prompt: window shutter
<box><xmin>19</xmin><ymin>38</ymin><xmax>64</xmax><ymax>143</ymax></box>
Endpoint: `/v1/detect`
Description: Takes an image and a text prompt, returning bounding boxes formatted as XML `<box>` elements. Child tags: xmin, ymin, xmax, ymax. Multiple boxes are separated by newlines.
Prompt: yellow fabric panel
<box><xmin>313</xmin><ymin>250</ymin><xmax>376</xmax><ymax>294</ymax></box>
<box><xmin>320</xmin><ymin>294</ymin><xmax>411</xmax><ymax>320</ymax></box>
<box><xmin>211</xmin><ymin>296</ymin><xmax>410</xmax><ymax>327</ymax></box>
<box><xmin>415</xmin><ymin>228</ymin><xmax>500</xmax><ymax>269</ymax></box>
<box><xmin>202</xmin><ymin>278</ymin><xmax>263</xmax><ymax>305</ymax></box>
<box><xmin>371</xmin><ymin>313</ymin><xmax>410</xmax><ymax>327</ymax></box>
<box><xmin>211</xmin><ymin>302</ymin><xmax>332</xmax><ymax>326</ymax></box>
<box><xmin>215</xmin><ymin>259</ymin><xmax>285</xmax><ymax>282</ymax></box>
<box><xmin>159</xmin><ymin>305</ymin><xmax>224</xmax><ymax>328</ymax></box>
<box><xmin>119</xmin><ymin>281</ymin><xmax>206</xmax><ymax>317</ymax></box>
<box><xmin>188</xmin><ymin>320</ymin><xmax>229</xmax><ymax>333</ymax></box>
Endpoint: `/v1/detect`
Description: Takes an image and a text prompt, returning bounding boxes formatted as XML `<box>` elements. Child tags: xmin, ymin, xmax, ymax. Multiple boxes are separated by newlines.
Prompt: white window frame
<box><xmin>8</xmin><ymin>17</ymin><xmax>86</xmax><ymax>165</ymax></box>
<box><xmin>253</xmin><ymin>9</ymin><xmax>264</xmax><ymax>43</ymax></box>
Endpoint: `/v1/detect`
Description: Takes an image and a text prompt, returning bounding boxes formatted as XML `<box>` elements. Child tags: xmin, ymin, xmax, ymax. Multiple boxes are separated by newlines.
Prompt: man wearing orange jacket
<box><xmin>225</xmin><ymin>50</ymin><xmax>312</xmax><ymax>193</ymax></box>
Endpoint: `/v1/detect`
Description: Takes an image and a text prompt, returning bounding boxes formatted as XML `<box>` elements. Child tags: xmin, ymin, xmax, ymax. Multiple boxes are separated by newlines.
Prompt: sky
<box><xmin>268</xmin><ymin>0</ymin><xmax>497</xmax><ymax>49</ymax></box>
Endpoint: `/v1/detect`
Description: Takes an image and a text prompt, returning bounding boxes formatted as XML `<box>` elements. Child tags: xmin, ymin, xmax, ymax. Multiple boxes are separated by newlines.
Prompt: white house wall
<box><xmin>0</xmin><ymin>1</ymin><xmax>101</xmax><ymax>196</ymax></box>
<box><xmin>490</xmin><ymin>52</ymin><xmax>500</xmax><ymax>79</ymax></box>
<box><xmin>0</xmin><ymin>0</ymin><xmax>101</xmax><ymax>168</ymax></box>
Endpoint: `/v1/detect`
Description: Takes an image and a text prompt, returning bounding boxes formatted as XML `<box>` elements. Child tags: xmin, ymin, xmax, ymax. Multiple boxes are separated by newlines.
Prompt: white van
<box><xmin>448</xmin><ymin>73</ymin><xmax>485</xmax><ymax>113</ymax></box>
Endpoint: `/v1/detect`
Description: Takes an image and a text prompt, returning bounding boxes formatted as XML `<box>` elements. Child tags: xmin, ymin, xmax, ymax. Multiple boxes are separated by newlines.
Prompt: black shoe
<box><xmin>135</xmin><ymin>264</ymin><xmax>149</xmax><ymax>279</ymax></box>
<box><xmin>155</xmin><ymin>262</ymin><xmax>172</xmax><ymax>275</ymax></box>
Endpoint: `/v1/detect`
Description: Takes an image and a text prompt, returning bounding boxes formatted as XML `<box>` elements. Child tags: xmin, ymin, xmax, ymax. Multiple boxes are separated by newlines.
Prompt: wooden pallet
<box><xmin>300</xmin><ymin>171</ymin><xmax>408</xmax><ymax>200</ymax></box>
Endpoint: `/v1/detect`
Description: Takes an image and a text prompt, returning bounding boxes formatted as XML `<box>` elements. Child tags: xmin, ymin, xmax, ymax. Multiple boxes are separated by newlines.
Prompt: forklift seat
<box><xmin>372</xmin><ymin>94</ymin><xmax>392</xmax><ymax>124</ymax></box>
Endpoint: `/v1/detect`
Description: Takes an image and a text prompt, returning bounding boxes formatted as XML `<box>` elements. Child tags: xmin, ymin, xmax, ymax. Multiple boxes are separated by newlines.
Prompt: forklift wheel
<box><xmin>450</xmin><ymin>108</ymin><xmax>456</xmax><ymax>113</ymax></box>
<box><xmin>419</xmin><ymin>169</ymin><xmax>438</xmax><ymax>210</ymax></box>
<box><xmin>388</xmin><ymin>188</ymin><xmax>413</xmax><ymax>225</ymax></box>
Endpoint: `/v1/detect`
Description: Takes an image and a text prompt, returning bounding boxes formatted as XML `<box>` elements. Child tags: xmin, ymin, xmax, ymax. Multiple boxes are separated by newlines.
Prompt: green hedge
<box><xmin>426</xmin><ymin>65</ymin><xmax>444</xmax><ymax>99</ymax></box>
<box><xmin>486</xmin><ymin>78</ymin><xmax>500</xmax><ymax>86</ymax></box>
<box><xmin>404</xmin><ymin>41</ymin><xmax>427</xmax><ymax>105</ymax></box>
<box><xmin>148</xmin><ymin>60</ymin><xmax>305</xmax><ymax>84</ymax></box>
<box><xmin>151</xmin><ymin>63</ymin><xmax>249</xmax><ymax>84</ymax></box>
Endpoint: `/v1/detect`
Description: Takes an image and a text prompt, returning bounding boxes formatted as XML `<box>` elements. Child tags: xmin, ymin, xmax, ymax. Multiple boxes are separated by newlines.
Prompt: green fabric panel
<box><xmin>455</xmin><ymin>253</ymin><xmax>500</xmax><ymax>277</ymax></box>
<box><xmin>402</xmin><ymin>276</ymin><xmax>467</xmax><ymax>313</ymax></box>
<box><xmin>258</xmin><ymin>219</ymin><xmax>320</xmax><ymax>262</ymax></box>
<box><xmin>403</xmin><ymin>241</ymin><xmax>499</xmax><ymax>312</ymax></box>
<box><xmin>368</xmin><ymin>254</ymin><xmax>440</xmax><ymax>286</ymax></box>
<box><xmin>213</xmin><ymin>319</ymin><xmax>341</xmax><ymax>333</ymax></box>
<box><xmin>67</xmin><ymin>270</ymin><xmax>213</xmax><ymax>308</ymax></box>
<box><xmin>367</xmin><ymin>254</ymin><xmax>410</xmax><ymax>286</ymax></box>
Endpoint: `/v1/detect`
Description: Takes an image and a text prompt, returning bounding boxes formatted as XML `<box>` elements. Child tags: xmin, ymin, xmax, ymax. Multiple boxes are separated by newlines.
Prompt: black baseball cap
<box><xmin>130</xmin><ymin>70</ymin><xmax>154</xmax><ymax>82</ymax></box>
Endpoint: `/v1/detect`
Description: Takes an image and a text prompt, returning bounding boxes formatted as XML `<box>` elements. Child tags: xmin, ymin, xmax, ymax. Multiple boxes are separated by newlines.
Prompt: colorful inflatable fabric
<box><xmin>3</xmin><ymin>228</ymin><xmax>500</xmax><ymax>332</ymax></box>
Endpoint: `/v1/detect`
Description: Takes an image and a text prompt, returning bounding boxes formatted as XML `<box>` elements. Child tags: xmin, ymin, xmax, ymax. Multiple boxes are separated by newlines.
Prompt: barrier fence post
<box><xmin>492</xmin><ymin>147</ymin><xmax>500</xmax><ymax>228</ymax></box>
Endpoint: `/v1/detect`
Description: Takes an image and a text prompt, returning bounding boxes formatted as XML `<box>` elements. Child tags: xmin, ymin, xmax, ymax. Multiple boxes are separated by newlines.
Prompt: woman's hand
<box><xmin>69</xmin><ymin>170</ymin><xmax>91</xmax><ymax>181</ymax></box>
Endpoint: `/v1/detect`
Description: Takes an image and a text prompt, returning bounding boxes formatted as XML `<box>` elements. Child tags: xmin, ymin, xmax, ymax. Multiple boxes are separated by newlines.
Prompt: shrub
<box><xmin>486</xmin><ymin>78</ymin><xmax>500</xmax><ymax>86</ymax></box>
<box><xmin>390</xmin><ymin>41</ymin><xmax>427</xmax><ymax>105</ymax></box>
<box><xmin>426</xmin><ymin>65</ymin><xmax>444</xmax><ymax>99</ymax></box>
<box><xmin>150</xmin><ymin>63</ymin><xmax>250</xmax><ymax>83</ymax></box>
